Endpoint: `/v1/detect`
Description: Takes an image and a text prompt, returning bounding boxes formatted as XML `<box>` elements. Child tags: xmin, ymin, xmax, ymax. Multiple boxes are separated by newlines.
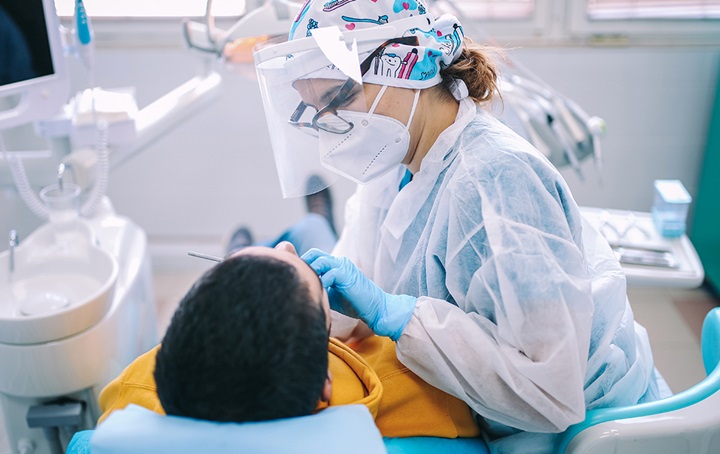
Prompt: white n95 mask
<box><xmin>318</xmin><ymin>86</ymin><xmax>420</xmax><ymax>184</ymax></box>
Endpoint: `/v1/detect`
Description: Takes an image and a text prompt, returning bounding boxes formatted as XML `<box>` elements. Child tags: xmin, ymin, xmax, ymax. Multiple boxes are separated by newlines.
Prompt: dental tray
<box><xmin>610</xmin><ymin>243</ymin><xmax>678</xmax><ymax>269</ymax></box>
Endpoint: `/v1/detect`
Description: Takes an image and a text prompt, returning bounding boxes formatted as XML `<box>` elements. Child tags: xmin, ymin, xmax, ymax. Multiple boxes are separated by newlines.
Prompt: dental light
<box><xmin>183</xmin><ymin>0</ymin><xmax>301</xmax><ymax>62</ymax></box>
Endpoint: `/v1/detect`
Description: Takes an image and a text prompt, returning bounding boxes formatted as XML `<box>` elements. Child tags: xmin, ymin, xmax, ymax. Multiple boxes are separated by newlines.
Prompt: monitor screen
<box><xmin>0</xmin><ymin>0</ymin><xmax>67</xmax><ymax>130</ymax></box>
<box><xmin>0</xmin><ymin>0</ymin><xmax>55</xmax><ymax>88</ymax></box>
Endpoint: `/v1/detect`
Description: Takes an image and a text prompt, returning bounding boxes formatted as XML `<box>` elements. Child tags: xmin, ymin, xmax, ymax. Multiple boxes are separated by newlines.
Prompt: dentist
<box><xmin>252</xmin><ymin>1</ymin><xmax>661</xmax><ymax>452</ymax></box>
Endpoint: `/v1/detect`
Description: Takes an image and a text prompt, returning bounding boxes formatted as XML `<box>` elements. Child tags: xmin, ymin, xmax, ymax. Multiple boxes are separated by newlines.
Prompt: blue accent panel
<box><xmin>690</xmin><ymin>67</ymin><xmax>720</xmax><ymax>290</ymax></box>
<box><xmin>555</xmin><ymin>307</ymin><xmax>720</xmax><ymax>453</ymax></box>
<box><xmin>67</xmin><ymin>430</ymin><xmax>94</xmax><ymax>454</ymax></box>
<box><xmin>384</xmin><ymin>436</ymin><xmax>489</xmax><ymax>453</ymax></box>
<box><xmin>702</xmin><ymin>307</ymin><xmax>720</xmax><ymax>375</ymax></box>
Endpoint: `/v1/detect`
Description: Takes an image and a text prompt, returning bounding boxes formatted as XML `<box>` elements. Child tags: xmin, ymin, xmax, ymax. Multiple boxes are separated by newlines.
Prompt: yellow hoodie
<box><xmin>98</xmin><ymin>336</ymin><xmax>479</xmax><ymax>439</ymax></box>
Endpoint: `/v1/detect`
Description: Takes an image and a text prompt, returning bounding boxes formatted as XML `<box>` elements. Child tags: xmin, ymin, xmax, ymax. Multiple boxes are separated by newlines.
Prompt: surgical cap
<box><xmin>289</xmin><ymin>0</ymin><xmax>466</xmax><ymax>89</ymax></box>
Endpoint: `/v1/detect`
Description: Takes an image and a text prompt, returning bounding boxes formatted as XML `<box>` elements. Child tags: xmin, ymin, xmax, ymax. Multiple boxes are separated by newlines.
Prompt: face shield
<box><xmin>253</xmin><ymin>16</ymin><xmax>428</xmax><ymax>198</ymax></box>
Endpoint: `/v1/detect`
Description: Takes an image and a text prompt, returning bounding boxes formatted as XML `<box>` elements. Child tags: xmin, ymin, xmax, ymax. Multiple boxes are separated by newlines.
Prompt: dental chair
<box><xmin>67</xmin><ymin>406</ymin><xmax>490</xmax><ymax>454</ymax></box>
<box><xmin>67</xmin><ymin>307</ymin><xmax>719</xmax><ymax>454</ymax></box>
<box><xmin>557</xmin><ymin>306</ymin><xmax>720</xmax><ymax>454</ymax></box>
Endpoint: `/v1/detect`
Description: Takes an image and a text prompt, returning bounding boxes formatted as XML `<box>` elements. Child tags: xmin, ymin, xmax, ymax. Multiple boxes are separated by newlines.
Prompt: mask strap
<box><xmin>365</xmin><ymin>85</ymin><xmax>389</xmax><ymax>121</ymax></box>
<box><xmin>365</xmin><ymin>86</ymin><xmax>420</xmax><ymax>134</ymax></box>
<box><xmin>404</xmin><ymin>89</ymin><xmax>421</xmax><ymax>133</ymax></box>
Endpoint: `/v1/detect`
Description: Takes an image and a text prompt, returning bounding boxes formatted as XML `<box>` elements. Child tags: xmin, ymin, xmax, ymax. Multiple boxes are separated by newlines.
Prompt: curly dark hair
<box><xmin>154</xmin><ymin>254</ymin><xmax>329</xmax><ymax>423</ymax></box>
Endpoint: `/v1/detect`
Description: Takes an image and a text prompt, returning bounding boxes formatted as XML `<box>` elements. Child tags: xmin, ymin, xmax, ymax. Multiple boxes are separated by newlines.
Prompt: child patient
<box><xmin>97</xmin><ymin>242</ymin><xmax>480</xmax><ymax>439</ymax></box>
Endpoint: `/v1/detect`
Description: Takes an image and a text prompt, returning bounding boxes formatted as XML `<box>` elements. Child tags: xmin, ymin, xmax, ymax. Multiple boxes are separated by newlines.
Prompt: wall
<box><xmin>515</xmin><ymin>47</ymin><xmax>719</xmax><ymax>217</ymax></box>
<box><xmin>1</xmin><ymin>41</ymin><xmax>718</xmax><ymax>270</ymax></box>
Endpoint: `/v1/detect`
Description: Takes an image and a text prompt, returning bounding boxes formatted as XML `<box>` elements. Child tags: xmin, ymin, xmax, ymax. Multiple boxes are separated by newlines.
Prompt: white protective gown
<box><xmin>332</xmin><ymin>98</ymin><xmax>660</xmax><ymax>453</ymax></box>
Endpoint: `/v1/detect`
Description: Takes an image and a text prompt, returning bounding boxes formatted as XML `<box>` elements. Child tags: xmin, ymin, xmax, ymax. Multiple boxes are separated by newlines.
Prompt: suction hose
<box><xmin>1</xmin><ymin>119</ymin><xmax>109</xmax><ymax>221</ymax></box>
<box><xmin>79</xmin><ymin>119</ymin><xmax>109</xmax><ymax>217</ymax></box>
<box><xmin>4</xmin><ymin>152</ymin><xmax>50</xmax><ymax>220</ymax></box>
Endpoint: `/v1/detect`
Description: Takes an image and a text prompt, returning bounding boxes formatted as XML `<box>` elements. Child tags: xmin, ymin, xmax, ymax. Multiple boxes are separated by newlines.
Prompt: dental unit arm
<box><xmin>495</xmin><ymin>63</ymin><xmax>607</xmax><ymax>181</ymax></box>
<box><xmin>2</xmin><ymin>1</ymin><xmax>222</xmax><ymax>215</ymax></box>
<box><xmin>430</xmin><ymin>0</ymin><xmax>606</xmax><ymax>181</ymax></box>
<box><xmin>183</xmin><ymin>0</ymin><xmax>301</xmax><ymax>59</ymax></box>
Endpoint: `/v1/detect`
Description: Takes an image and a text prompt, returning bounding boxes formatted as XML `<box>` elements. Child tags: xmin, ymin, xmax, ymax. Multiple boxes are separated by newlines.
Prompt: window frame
<box><xmin>53</xmin><ymin>0</ymin><xmax>248</xmax><ymax>19</ymax></box>
<box><xmin>435</xmin><ymin>0</ymin><xmax>556</xmax><ymax>43</ymax></box>
<box><xmin>566</xmin><ymin>0</ymin><xmax>720</xmax><ymax>45</ymax></box>
<box><xmin>53</xmin><ymin>0</ymin><xmax>248</xmax><ymax>48</ymax></box>
<box><xmin>51</xmin><ymin>0</ymin><xmax>720</xmax><ymax>48</ymax></box>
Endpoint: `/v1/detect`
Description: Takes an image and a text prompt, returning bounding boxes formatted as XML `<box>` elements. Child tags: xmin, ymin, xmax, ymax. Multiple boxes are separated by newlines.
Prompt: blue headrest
<box><xmin>384</xmin><ymin>436</ymin><xmax>490</xmax><ymax>454</ymax></box>
<box><xmin>90</xmin><ymin>404</ymin><xmax>386</xmax><ymax>454</ymax></box>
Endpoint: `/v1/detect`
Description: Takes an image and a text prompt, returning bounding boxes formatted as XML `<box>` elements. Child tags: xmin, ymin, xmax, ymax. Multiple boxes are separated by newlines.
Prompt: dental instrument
<box><xmin>611</xmin><ymin>245</ymin><xmax>678</xmax><ymax>269</ymax></box>
<box><xmin>74</xmin><ymin>0</ymin><xmax>95</xmax><ymax>71</ymax></box>
<box><xmin>187</xmin><ymin>251</ymin><xmax>224</xmax><ymax>263</ymax></box>
<box><xmin>580</xmin><ymin>207</ymin><xmax>704</xmax><ymax>288</ymax></box>
<box><xmin>8</xmin><ymin>230</ymin><xmax>18</xmax><ymax>275</ymax></box>
<box><xmin>619</xmin><ymin>212</ymin><xmax>651</xmax><ymax>239</ymax></box>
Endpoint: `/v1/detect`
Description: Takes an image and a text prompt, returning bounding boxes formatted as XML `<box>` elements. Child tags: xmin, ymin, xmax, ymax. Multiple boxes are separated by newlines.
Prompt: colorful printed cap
<box><xmin>289</xmin><ymin>0</ymin><xmax>465</xmax><ymax>89</ymax></box>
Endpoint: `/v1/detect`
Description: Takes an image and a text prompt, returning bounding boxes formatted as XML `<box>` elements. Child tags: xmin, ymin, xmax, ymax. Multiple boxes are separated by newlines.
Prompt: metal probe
<box><xmin>187</xmin><ymin>251</ymin><xmax>223</xmax><ymax>263</ymax></box>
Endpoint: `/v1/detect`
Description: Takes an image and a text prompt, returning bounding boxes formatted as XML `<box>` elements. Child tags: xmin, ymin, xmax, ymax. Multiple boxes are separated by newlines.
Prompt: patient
<box><xmin>155</xmin><ymin>244</ymin><xmax>331</xmax><ymax>423</ymax></box>
<box><xmin>96</xmin><ymin>242</ymin><xmax>480</xmax><ymax>439</ymax></box>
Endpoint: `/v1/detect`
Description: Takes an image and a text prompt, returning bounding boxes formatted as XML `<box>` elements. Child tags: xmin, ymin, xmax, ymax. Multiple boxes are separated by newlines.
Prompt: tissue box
<box><xmin>652</xmin><ymin>180</ymin><xmax>692</xmax><ymax>238</ymax></box>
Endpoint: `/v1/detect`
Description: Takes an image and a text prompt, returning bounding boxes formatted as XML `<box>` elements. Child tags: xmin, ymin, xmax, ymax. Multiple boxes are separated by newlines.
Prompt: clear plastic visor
<box><xmin>254</xmin><ymin>36</ymin><xmax>373</xmax><ymax>198</ymax></box>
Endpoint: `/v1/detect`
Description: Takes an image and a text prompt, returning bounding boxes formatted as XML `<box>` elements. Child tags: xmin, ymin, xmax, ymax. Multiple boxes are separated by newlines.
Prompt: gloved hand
<box><xmin>302</xmin><ymin>249</ymin><xmax>417</xmax><ymax>341</ymax></box>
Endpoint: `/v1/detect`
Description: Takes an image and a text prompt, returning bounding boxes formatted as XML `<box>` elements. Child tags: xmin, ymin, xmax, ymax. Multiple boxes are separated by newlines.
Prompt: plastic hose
<box><xmin>0</xmin><ymin>132</ymin><xmax>50</xmax><ymax>220</ymax></box>
<box><xmin>80</xmin><ymin>119</ymin><xmax>108</xmax><ymax>217</ymax></box>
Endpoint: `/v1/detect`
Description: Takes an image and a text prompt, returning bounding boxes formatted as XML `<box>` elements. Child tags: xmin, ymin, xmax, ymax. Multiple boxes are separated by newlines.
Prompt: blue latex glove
<box><xmin>303</xmin><ymin>249</ymin><xmax>417</xmax><ymax>341</ymax></box>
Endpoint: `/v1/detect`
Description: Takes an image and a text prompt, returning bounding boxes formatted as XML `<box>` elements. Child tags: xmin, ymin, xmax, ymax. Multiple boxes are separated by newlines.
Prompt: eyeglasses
<box><xmin>289</xmin><ymin>79</ymin><xmax>358</xmax><ymax>136</ymax></box>
<box><xmin>288</xmin><ymin>36</ymin><xmax>419</xmax><ymax>136</ymax></box>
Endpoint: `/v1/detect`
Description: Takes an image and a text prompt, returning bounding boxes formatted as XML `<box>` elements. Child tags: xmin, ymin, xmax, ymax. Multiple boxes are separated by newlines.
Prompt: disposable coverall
<box><xmin>332</xmin><ymin>97</ymin><xmax>659</xmax><ymax>453</ymax></box>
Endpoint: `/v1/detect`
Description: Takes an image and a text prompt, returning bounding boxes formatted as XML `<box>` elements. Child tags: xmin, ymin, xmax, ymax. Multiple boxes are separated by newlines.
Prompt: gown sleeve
<box><xmin>396</xmin><ymin>151</ymin><xmax>594</xmax><ymax>433</ymax></box>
